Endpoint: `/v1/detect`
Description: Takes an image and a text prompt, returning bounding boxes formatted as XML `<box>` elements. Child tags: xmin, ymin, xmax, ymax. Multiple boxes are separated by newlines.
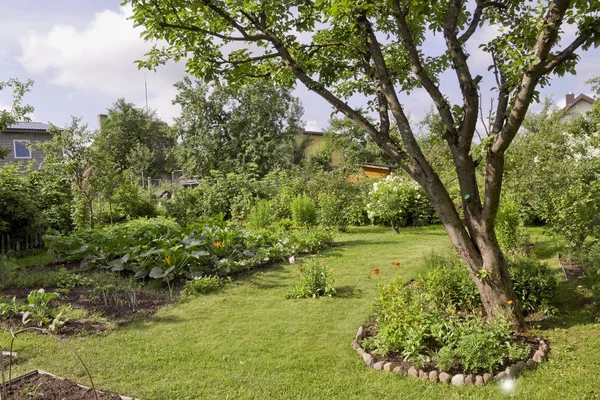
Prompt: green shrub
<box><xmin>496</xmin><ymin>195</ymin><xmax>526</xmax><ymax>251</ymax></box>
<box><xmin>418</xmin><ymin>253</ymin><xmax>481</xmax><ymax>313</ymax></box>
<box><xmin>508</xmin><ymin>257</ymin><xmax>557</xmax><ymax>315</ymax></box>
<box><xmin>366</xmin><ymin>174</ymin><xmax>437</xmax><ymax>232</ymax></box>
<box><xmin>370</xmin><ymin>275</ymin><xmax>530</xmax><ymax>373</ymax></box>
<box><xmin>291</xmin><ymin>195</ymin><xmax>317</xmax><ymax>226</ymax></box>
<box><xmin>287</xmin><ymin>258</ymin><xmax>336</xmax><ymax>299</ymax></box>
<box><xmin>248</xmin><ymin>200</ymin><xmax>272</xmax><ymax>229</ymax></box>
<box><xmin>182</xmin><ymin>276</ymin><xmax>222</xmax><ymax>296</ymax></box>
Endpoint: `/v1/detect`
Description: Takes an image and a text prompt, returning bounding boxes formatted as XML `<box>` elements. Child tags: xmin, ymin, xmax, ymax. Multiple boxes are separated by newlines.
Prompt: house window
<box><xmin>13</xmin><ymin>140</ymin><xmax>31</xmax><ymax>159</ymax></box>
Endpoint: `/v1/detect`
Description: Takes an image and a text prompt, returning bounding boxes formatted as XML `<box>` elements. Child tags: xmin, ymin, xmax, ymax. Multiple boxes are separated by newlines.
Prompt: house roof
<box><xmin>565</xmin><ymin>93</ymin><xmax>595</xmax><ymax>110</ymax></box>
<box><xmin>302</xmin><ymin>130</ymin><xmax>325</xmax><ymax>136</ymax></box>
<box><xmin>4</xmin><ymin>122</ymin><xmax>50</xmax><ymax>132</ymax></box>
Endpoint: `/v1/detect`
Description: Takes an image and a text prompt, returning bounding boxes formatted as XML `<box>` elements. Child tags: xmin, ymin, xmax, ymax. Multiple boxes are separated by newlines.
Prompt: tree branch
<box><xmin>391</xmin><ymin>0</ymin><xmax>458</xmax><ymax>138</ymax></box>
<box><xmin>484</xmin><ymin>0</ymin><xmax>572</xmax><ymax>225</ymax></box>
<box><xmin>541</xmin><ymin>21</ymin><xmax>600</xmax><ymax>74</ymax></box>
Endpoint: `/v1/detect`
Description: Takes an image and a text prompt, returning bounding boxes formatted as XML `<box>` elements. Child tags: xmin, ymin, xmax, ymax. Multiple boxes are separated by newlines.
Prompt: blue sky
<box><xmin>0</xmin><ymin>1</ymin><xmax>598</xmax><ymax>132</ymax></box>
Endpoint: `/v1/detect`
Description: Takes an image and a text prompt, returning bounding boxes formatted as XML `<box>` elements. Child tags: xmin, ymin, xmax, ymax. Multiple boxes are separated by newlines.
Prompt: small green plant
<box><xmin>508</xmin><ymin>257</ymin><xmax>557</xmax><ymax>315</ymax></box>
<box><xmin>182</xmin><ymin>276</ymin><xmax>223</xmax><ymax>296</ymax></box>
<box><xmin>291</xmin><ymin>196</ymin><xmax>317</xmax><ymax>226</ymax></box>
<box><xmin>22</xmin><ymin>383</ymin><xmax>43</xmax><ymax>398</ymax></box>
<box><xmin>247</xmin><ymin>200</ymin><xmax>272</xmax><ymax>229</ymax></box>
<box><xmin>21</xmin><ymin>289</ymin><xmax>65</xmax><ymax>329</ymax></box>
<box><xmin>57</xmin><ymin>268</ymin><xmax>94</xmax><ymax>289</ymax></box>
<box><xmin>287</xmin><ymin>258</ymin><xmax>336</xmax><ymax>299</ymax></box>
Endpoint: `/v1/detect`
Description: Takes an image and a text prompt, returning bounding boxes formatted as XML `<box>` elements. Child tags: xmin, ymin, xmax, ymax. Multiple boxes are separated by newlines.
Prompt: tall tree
<box><xmin>40</xmin><ymin>118</ymin><xmax>98</xmax><ymax>229</ymax></box>
<box><xmin>127</xmin><ymin>0</ymin><xmax>600</xmax><ymax>330</ymax></box>
<box><xmin>0</xmin><ymin>78</ymin><xmax>34</xmax><ymax>159</ymax></box>
<box><xmin>96</xmin><ymin>99</ymin><xmax>175</xmax><ymax>177</ymax></box>
<box><xmin>173</xmin><ymin>78</ymin><xmax>304</xmax><ymax>177</ymax></box>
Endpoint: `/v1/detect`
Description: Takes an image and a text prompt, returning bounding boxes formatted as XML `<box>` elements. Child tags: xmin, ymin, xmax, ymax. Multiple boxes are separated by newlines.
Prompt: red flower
<box><xmin>366</xmin><ymin>275</ymin><xmax>371</xmax><ymax>279</ymax></box>
<box><xmin>373</xmin><ymin>268</ymin><xmax>380</xmax><ymax>275</ymax></box>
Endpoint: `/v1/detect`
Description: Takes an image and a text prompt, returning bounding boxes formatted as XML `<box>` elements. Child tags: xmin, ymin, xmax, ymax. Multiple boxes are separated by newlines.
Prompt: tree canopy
<box><xmin>0</xmin><ymin>78</ymin><xmax>34</xmax><ymax>159</ymax></box>
<box><xmin>126</xmin><ymin>0</ymin><xmax>600</xmax><ymax>330</ymax></box>
<box><xmin>95</xmin><ymin>99</ymin><xmax>175</xmax><ymax>177</ymax></box>
<box><xmin>173</xmin><ymin>78</ymin><xmax>304</xmax><ymax>177</ymax></box>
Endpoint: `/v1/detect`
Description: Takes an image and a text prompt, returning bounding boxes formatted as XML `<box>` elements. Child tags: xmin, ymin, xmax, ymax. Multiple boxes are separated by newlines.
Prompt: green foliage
<box><xmin>44</xmin><ymin>217</ymin><xmax>333</xmax><ymax>283</ymax></box>
<box><xmin>371</xmin><ymin>274</ymin><xmax>528</xmax><ymax>373</ymax></box>
<box><xmin>0</xmin><ymin>78</ymin><xmax>34</xmax><ymax>158</ymax></box>
<box><xmin>286</xmin><ymin>258</ymin><xmax>336</xmax><ymax>299</ymax></box>
<box><xmin>291</xmin><ymin>195</ymin><xmax>318</xmax><ymax>227</ymax></box>
<box><xmin>247</xmin><ymin>200</ymin><xmax>272</xmax><ymax>229</ymax></box>
<box><xmin>418</xmin><ymin>253</ymin><xmax>481</xmax><ymax>313</ymax></box>
<box><xmin>56</xmin><ymin>268</ymin><xmax>94</xmax><ymax>289</ymax></box>
<box><xmin>0</xmin><ymin>289</ymin><xmax>65</xmax><ymax>329</ymax></box>
<box><xmin>508</xmin><ymin>257</ymin><xmax>557</xmax><ymax>315</ymax></box>
<box><xmin>182</xmin><ymin>276</ymin><xmax>222</xmax><ymax>296</ymax></box>
<box><xmin>95</xmin><ymin>99</ymin><xmax>175</xmax><ymax>177</ymax></box>
<box><xmin>366</xmin><ymin>174</ymin><xmax>437</xmax><ymax>232</ymax></box>
<box><xmin>495</xmin><ymin>194</ymin><xmax>526</xmax><ymax>252</ymax></box>
<box><xmin>172</xmin><ymin>78</ymin><xmax>304</xmax><ymax>177</ymax></box>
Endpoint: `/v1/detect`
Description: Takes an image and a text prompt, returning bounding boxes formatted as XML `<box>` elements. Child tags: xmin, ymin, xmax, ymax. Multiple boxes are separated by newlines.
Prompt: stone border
<box><xmin>351</xmin><ymin>326</ymin><xmax>549</xmax><ymax>386</ymax></box>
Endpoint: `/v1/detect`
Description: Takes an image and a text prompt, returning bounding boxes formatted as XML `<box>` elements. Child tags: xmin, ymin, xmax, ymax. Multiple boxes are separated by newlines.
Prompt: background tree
<box><xmin>173</xmin><ymin>78</ymin><xmax>304</xmax><ymax>177</ymax></box>
<box><xmin>506</xmin><ymin>81</ymin><xmax>600</xmax><ymax>247</ymax></box>
<box><xmin>324</xmin><ymin>115</ymin><xmax>389</xmax><ymax>171</ymax></box>
<box><xmin>127</xmin><ymin>0</ymin><xmax>600</xmax><ymax>329</ymax></box>
<box><xmin>0</xmin><ymin>78</ymin><xmax>34</xmax><ymax>159</ymax></box>
<box><xmin>96</xmin><ymin>99</ymin><xmax>175</xmax><ymax>178</ymax></box>
<box><xmin>41</xmin><ymin>118</ymin><xmax>98</xmax><ymax>229</ymax></box>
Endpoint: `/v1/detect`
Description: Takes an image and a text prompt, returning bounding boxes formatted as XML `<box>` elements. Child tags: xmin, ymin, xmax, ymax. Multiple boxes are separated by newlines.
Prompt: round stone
<box><xmin>407</xmin><ymin>366</ymin><xmax>418</xmax><ymax>377</ymax></box>
<box><xmin>475</xmin><ymin>375</ymin><xmax>484</xmax><ymax>386</ymax></box>
<box><xmin>429</xmin><ymin>370</ymin><xmax>439</xmax><ymax>382</ymax></box>
<box><xmin>439</xmin><ymin>372</ymin><xmax>452</xmax><ymax>384</ymax></box>
<box><xmin>451</xmin><ymin>374</ymin><xmax>465</xmax><ymax>386</ymax></box>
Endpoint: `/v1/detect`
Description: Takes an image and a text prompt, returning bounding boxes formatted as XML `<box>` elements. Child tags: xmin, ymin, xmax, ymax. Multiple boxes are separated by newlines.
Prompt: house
<box><xmin>0</xmin><ymin>122</ymin><xmax>51</xmax><ymax>168</ymax></box>
<box><xmin>561</xmin><ymin>92</ymin><xmax>595</xmax><ymax>121</ymax></box>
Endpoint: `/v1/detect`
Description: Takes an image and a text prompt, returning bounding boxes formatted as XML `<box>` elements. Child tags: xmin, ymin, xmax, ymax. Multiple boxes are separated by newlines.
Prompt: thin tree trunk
<box><xmin>86</xmin><ymin>193</ymin><xmax>94</xmax><ymax>230</ymax></box>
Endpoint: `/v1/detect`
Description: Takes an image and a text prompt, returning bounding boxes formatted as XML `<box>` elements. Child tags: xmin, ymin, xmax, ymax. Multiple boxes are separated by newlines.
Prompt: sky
<box><xmin>0</xmin><ymin>1</ymin><xmax>598</xmax><ymax>132</ymax></box>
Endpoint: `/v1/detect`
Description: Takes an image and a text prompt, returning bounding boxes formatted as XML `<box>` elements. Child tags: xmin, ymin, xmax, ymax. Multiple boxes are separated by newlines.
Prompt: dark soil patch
<box><xmin>5</xmin><ymin>371</ymin><xmax>128</xmax><ymax>400</ymax></box>
<box><xmin>558</xmin><ymin>254</ymin><xmax>585</xmax><ymax>280</ymax></box>
<box><xmin>0</xmin><ymin>283</ymin><xmax>168</xmax><ymax>335</ymax></box>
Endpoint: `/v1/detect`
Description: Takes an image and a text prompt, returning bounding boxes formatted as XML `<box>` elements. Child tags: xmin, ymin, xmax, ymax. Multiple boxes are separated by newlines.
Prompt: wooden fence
<box><xmin>0</xmin><ymin>233</ymin><xmax>44</xmax><ymax>254</ymax></box>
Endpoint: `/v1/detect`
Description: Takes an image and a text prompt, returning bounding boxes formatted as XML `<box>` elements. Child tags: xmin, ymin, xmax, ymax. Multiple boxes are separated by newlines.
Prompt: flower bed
<box><xmin>351</xmin><ymin>326</ymin><xmax>549</xmax><ymax>385</ymax></box>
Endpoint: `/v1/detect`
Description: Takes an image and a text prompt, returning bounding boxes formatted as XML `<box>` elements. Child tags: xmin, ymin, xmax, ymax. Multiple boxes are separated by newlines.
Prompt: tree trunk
<box><xmin>444</xmin><ymin>216</ymin><xmax>527</xmax><ymax>331</ymax></box>
<box><xmin>87</xmin><ymin>194</ymin><xmax>95</xmax><ymax>230</ymax></box>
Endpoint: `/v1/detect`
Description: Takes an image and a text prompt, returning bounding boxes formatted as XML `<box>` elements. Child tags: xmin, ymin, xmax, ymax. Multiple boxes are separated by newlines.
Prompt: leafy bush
<box><xmin>182</xmin><ymin>276</ymin><xmax>222</xmax><ymax>296</ymax></box>
<box><xmin>0</xmin><ymin>289</ymin><xmax>65</xmax><ymax>330</ymax></box>
<box><xmin>247</xmin><ymin>200</ymin><xmax>272</xmax><ymax>229</ymax></box>
<box><xmin>418</xmin><ymin>253</ymin><xmax>481</xmax><ymax>313</ymax></box>
<box><xmin>291</xmin><ymin>195</ymin><xmax>317</xmax><ymax>226</ymax></box>
<box><xmin>366</xmin><ymin>174</ymin><xmax>437</xmax><ymax>232</ymax></box>
<box><xmin>287</xmin><ymin>258</ymin><xmax>336</xmax><ymax>299</ymax></box>
<box><xmin>44</xmin><ymin>217</ymin><xmax>334</xmax><ymax>283</ymax></box>
<box><xmin>369</xmin><ymin>275</ymin><xmax>530</xmax><ymax>373</ymax></box>
<box><xmin>496</xmin><ymin>194</ymin><xmax>526</xmax><ymax>251</ymax></box>
<box><xmin>508</xmin><ymin>257</ymin><xmax>557</xmax><ymax>315</ymax></box>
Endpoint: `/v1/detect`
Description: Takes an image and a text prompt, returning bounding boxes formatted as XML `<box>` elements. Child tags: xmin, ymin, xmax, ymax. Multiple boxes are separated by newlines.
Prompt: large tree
<box><xmin>126</xmin><ymin>0</ymin><xmax>600</xmax><ymax>329</ymax></box>
<box><xmin>172</xmin><ymin>78</ymin><xmax>304</xmax><ymax>177</ymax></box>
<box><xmin>96</xmin><ymin>99</ymin><xmax>175</xmax><ymax>177</ymax></box>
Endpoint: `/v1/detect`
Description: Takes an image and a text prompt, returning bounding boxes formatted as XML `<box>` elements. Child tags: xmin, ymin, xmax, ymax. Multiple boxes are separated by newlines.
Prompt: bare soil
<box><xmin>5</xmin><ymin>372</ymin><xmax>127</xmax><ymax>400</ymax></box>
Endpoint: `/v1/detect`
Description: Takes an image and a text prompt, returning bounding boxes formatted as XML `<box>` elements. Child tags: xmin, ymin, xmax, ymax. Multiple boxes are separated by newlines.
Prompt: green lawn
<box><xmin>2</xmin><ymin>226</ymin><xmax>599</xmax><ymax>399</ymax></box>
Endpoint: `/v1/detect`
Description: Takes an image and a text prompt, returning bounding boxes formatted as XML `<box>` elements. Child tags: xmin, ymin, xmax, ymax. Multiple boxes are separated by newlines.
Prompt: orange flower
<box><xmin>395</xmin><ymin>262</ymin><xmax>400</xmax><ymax>267</ymax></box>
<box><xmin>507</xmin><ymin>300</ymin><xmax>514</xmax><ymax>305</ymax></box>
<box><xmin>366</xmin><ymin>275</ymin><xmax>371</xmax><ymax>279</ymax></box>
<box><xmin>373</xmin><ymin>268</ymin><xmax>380</xmax><ymax>275</ymax></box>
<box><xmin>403</xmin><ymin>323</ymin><xmax>408</xmax><ymax>327</ymax></box>
<box><xmin>214</xmin><ymin>241</ymin><xmax>222</xmax><ymax>248</ymax></box>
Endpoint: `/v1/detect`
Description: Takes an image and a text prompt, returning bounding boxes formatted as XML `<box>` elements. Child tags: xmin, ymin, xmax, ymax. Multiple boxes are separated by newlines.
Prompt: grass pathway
<box><xmin>2</xmin><ymin>226</ymin><xmax>600</xmax><ymax>399</ymax></box>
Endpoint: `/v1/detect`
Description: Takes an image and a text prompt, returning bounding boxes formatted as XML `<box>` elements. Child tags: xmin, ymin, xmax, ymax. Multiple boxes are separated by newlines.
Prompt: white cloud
<box><xmin>18</xmin><ymin>6</ymin><xmax>184</xmax><ymax>123</ymax></box>
<box><xmin>304</xmin><ymin>120</ymin><xmax>323</xmax><ymax>131</ymax></box>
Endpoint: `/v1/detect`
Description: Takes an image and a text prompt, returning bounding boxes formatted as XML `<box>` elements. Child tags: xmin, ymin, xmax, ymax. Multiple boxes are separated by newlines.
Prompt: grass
<box><xmin>1</xmin><ymin>225</ymin><xmax>599</xmax><ymax>399</ymax></box>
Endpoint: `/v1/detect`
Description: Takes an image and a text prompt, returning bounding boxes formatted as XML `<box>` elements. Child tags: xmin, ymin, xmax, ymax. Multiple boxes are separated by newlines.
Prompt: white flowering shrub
<box><xmin>366</xmin><ymin>174</ymin><xmax>437</xmax><ymax>232</ymax></box>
